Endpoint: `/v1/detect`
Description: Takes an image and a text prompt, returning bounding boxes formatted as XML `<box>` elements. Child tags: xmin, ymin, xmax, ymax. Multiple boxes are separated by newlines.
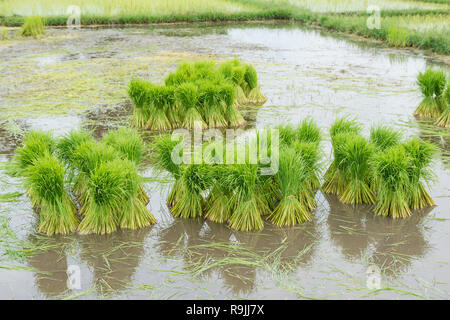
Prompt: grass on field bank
<box><xmin>0</xmin><ymin>0</ymin><xmax>448</xmax><ymax>55</ymax></box>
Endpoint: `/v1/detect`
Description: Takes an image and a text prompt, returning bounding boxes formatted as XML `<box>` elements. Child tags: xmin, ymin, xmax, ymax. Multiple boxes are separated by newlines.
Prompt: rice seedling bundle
<box><xmin>128</xmin><ymin>59</ymin><xmax>265</xmax><ymax>130</ymax></box>
<box><xmin>337</xmin><ymin>135</ymin><xmax>376</xmax><ymax>205</ymax></box>
<box><xmin>170</xmin><ymin>164</ymin><xmax>212</xmax><ymax>219</ymax></box>
<box><xmin>175</xmin><ymin>82</ymin><xmax>206</xmax><ymax>129</ymax></box>
<box><xmin>25</xmin><ymin>154</ymin><xmax>78</xmax><ymax>235</ymax></box>
<box><xmin>204</xmin><ymin>165</ymin><xmax>235</xmax><ymax>224</ymax></box>
<box><xmin>435</xmin><ymin>83</ymin><xmax>450</xmax><ymax>128</ymax></box>
<box><xmin>19</xmin><ymin>16</ymin><xmax>45</xmax><ymax>38</ymax></box>
<box><xmin>402</xmin><ymin>138</ymin><xmax>435</xmax><ymax>210</ymax></box>
<box><xmin>322</xmin><ymin>118</ymin><xmax>361</xmax><ymax>195</ymax></box>
<box><xmin>373</xmin><ymin>145</ymin><xmax>412</xmax><ymax>218</ymax></box>
<box><xmin>128</xmin><ymin>79</ymin><xmax>153</xmax><ymax>128</ymax></box>
<box><xmin>103</xmin><ymin>127</ymin><xmax>149</xmax><ymax>204</ymax></box>
<box><xmin>78</xmin><ymin>160</ymin><xmax>127</xmax><ymax>235</ymax></box>
<box><xmin>114</xmin><ymin>159</ymin><xmax>156</xmax><ymax>230</ymax></box>
<box><xmin>414</xmin><ymin>68</ymin><xmax>447</xmax><ymax>118</ymax></box>
<box><xmin>11</xmin><ymin>128</ymin><xmax>155</xmax><ymax>235</ymax></box>
<box><xmin>219</xmin><ymin>59</ymin><xmax>266</xmax><ymax>106</ymax></box>
<box><xmin>225</xmin><ymin>163</ymin><xmax>269</xmax><ymax>231</ymax></box>
<box><xmin>370</xmin><ymin>125</ymin><xmax>402</xmax><ymax>152</ymax></box>
<box><xmin>292</xmin><ymin>142</ymin><xmax>322</xmax><ymax>210</ymax></box>
<box><xmin>268</xmin><ymin>147</ymin><xmax>312</xmax><ymax>227</ymax></box>
<box><xmin>197</xmin><ymin>81</ymin><xmax>227</xmax><ymax>128</ymax></box>
<box><xmin>11</xmin><ymin>130</ymin><xmax>55</xmax><ymax>176</ymax></box>
<box><xmin>145</xmin><ymin>85</ymin><xmax>173</xmax><ymax>130</ymax></box>
<box><xmin>71</xmin><ymin>141</ymin><xmax>118</xmax><ymax>202</ymax></box>
<box><xmin>56</xmin><ymin>129</ymin><xmax>93</xmax><ymax>170</ymax></box>
<box><xmin>151</xmin><ymin>134</ymin><xmax>185</xmax><ymax>207</ymax></box>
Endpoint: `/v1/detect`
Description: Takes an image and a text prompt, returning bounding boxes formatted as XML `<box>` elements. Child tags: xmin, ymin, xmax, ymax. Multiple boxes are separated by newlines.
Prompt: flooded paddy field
<box><xmin>0</xmin><ymin>22</ymin><xmax>449</xmax><ymax>299</ymax></box>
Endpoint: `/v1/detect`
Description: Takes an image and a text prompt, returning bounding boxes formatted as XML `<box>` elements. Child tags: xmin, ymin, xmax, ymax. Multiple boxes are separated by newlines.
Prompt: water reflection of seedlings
<box><xmin>27</xmin><ymin>235</ymin><xmax>70</xmax><ymax>298</ymax></box>
<box><xmin>326</xmin><ymin>192</ymin><xmax>431</xmax><ymax>278</ymax></box>
<box><xmin>78</xmin><ymin>227</ymin><xmax>152</xmax><ymax>295</ymax></box>
<box><xmin>366</xmin><ymin>207</ymin><xmax>431</xmax><ymax>278</ymax></box>
<box><xmin>326</xmin><ymin>193</ymin><xmax>370</xmax><ymax>261</ymax></box>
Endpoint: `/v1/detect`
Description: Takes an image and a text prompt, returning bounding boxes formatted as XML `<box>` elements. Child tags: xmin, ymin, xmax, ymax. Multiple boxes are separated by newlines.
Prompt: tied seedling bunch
<box><xmin>151</xmin><ymin>119</ymin><xmax>323</xmax><ymax>231</ymax></box>
<box><xmin>9</xmin><ymin>128</ymin><xmax>155</xmax><ymax>236</ymax></box>
<box><xmin>414</xmin><ymin>68</ymin><xmax>448</xmax><ymax>121</ymax></box>
<box><xmin>128</xmin><ymin>59</ymin><xmax>266</xmax><ymax>130</ymax></box>
<box><xmin>218</xmin><ymin>58</ymin><xmax>266</xmax><ymax>106</ymax></box>
<box><xmin>19</xmin><ymin>16</ymin><xmax>45</xmax><ymax>38</ymax></box>
<box><xmin>322</xmin><ymin>118</ymin><xmax>436</xmax><ymax>218</ymax></box>
<box><xmin>435</xmin><ymin>82</ymin><xmax>450</xmax><ymax>128</ymax></box>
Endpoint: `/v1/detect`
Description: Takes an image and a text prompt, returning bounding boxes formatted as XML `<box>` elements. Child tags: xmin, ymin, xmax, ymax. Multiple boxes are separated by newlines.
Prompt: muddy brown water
<box><xmin>0</xmin><ymin>22</ymin><xmax>449</xmax><ymax>299</ymax></box>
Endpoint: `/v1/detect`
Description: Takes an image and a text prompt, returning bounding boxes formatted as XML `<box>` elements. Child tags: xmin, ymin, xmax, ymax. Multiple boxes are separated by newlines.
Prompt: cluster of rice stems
<box><xmin>19</xmin><ymin>16</ymin><xmax>45</xmax><ymax>38</ymax></box>
<box><xmin>322</xmin><ymin>119</ymin><xmax>436</xmax><ymax>218</ymax></box>
<box><xmin>218</xmin><ymin>58</ymin><xmax>266</xmax><ymax>106</ymax></box>
<box><xmin>128</xmin><ymin>59</ymin><xmax>266</xmax><ymax>130</ymax></box>
<box><xmin>102</xmin><ymin>127</ymin><xmax>149</xmax><ymax>204</ymax></box>
<box><xmin>322</xmin><ymin>117</ymin><xmax>361</xmax><ymax>195</ymax></box>
<box><xmin>267</xmin><ymin>147</ymin><xmax>314</xmax><ymax>227</ymax></box>
<box><xmin>11</xmin><ymin>130</ymin><xmax>56</xmax><ymax>177</ymax></box>
<box><xmin>373</xmin><ymin>146</ymin><xmax>412</xmax><ymax>219</ymax></box>
<box><xmin>402</xmin><ymin>138</ymin><xmax>435</xmax><ymax>210</ymax></box>
<box><xmin>10</xmin><ymin>128</ymin><xmax>155</xmax><ymax>236</ymax></box>
<box><xmin>152</xmin><ymin>120</ymin><xmax>322</xmax><ymax>230</ymax></box>
<box><xmin>435</xmin><ymin>83</ymin><xmax>450</xmax><ymax>128</ymax></box>
<box><xmin>78</xmin><ymin>159</ymin><xmax>155</xmax><ymax>234</ymax></box>
<box><xmin>25</xmin><ymin>154</ymin><xmax>78</xmax><ymax>235</ymax></box>
<box><xmin>414</xmin><ymin>68</ymin><xmax>447</xmax><ymax>119</ymax></box>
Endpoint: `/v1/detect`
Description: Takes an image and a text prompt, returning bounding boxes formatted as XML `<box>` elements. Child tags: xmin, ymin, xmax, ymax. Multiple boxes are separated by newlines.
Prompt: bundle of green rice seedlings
<box><xmin>414</xmin><ymin>68</ymin><xmax>446</xmax><ymax>118</ymax></box>
<box><xmin>170</xmin><ymin>164</ymin><xmax>212</xmax><ymax>219</ymax></box>
<box><xmin>151</xmin><ymin>134</ymin><xmax>185</xmax><ymax>207</ymax></box>
<box><xmin>220</xmin><ymin>83</ymin><xmax>245</xmax><ymax>127</ymax></box>
<box><xmin>292</xmin><ymin>142</ymin><xmax>322</xmax><ymax>210</ymax></box>
<box><xmin>244</xmin><ymin>65</ymin><xmax>266</xmax><ymax>105</ymax></box>
<box><xmin>233</xmin><ymin>67</ymin><xmax>247</xmax><ymax>105</ymax></box>
<box><xmin>128</xmin><ymin>79</ymin><xmax>152</xmax><ymax>128</ymax></box>
<box><xmin>226</xmin><ymin>163</ymin><xmax>269</xmax><ymax>231</ymax></box>
<box><xmin>219</xmin><ymin>59</ymin><xmax>245</xmax><ymax>104</ymax></box>
<box><xmin>198</xmin><ymin>82</ymin><xmax>228</xmax><ymax>128</ymax></box>
<box><xmin>193</xmin><ymin>60</ymin><xmax>218</xmax><ymax>81</ymax></box>
<box><xmin>224</xmin><ymin>103</ymin><xmax>246</xmax><ymax>127</ymax></box>
<box><xmin>337</xmin><ymin>135</ymin><xmax>376</xmax><ymax>205</ymax></box>
<box><xmin>11</xmin><ymin>130</ymin><xmax>55</xmax><ymax>177</ymax></box>
<box><xmin>165</xmin><ymin>62</ymin><xmax>196</xmax><ymax>87</ymax></box>
<box><xmin>78</xmin><ymin>160</ymin><xmax>126</xmax><ymax>235</ymax></box>
<box><xmin>295</xmin><ymin>118</ymin><xmax>321</xmax><ymax>144</ymax></box>
<box><xmin>175</xmin><ymin>82</ymin><xmax>206</xmax><ymax>129</ymax></box>
<box><xmin>71</xmin><ymin>141</ymin><xmax>118</xmax><ymax>202</ymax></box>
<box><xmin>145</xmin><ymin>85</ymin><xmax>173</xmax><ymax>131</ymax></box>
<box><xmin>102</xmin><ymin>127</ymin><xmax>143</xmax><ymax>165</ymax></box>
<box><xmin>19</xmin><ymin>16</ymin><xmax>45</xmax><ymax>38</ymax></box>
<box><xmin>162</xmin><ymin>85</ymin><xmax>179</xmax><ymax>127</ymax></box>
<box><xmin>277</xmin><ymin>124</ymin><xmax>297</xmax><ymax>146</ymax></box>
<box><xmin>102</xmin><ymin>127</ymin><xmax>149</xmax><ymax>204</ymax></box>
<box><xmin>322</xmin><ymin>118</ymin><xmax>361</xmax><ymax>195</ymax></box>
<box><xmin>56</xmin><ymin>129</ymin><xmax>93</xmax><ymax>170</ymax></box>
<box><xmin>402</xmin><ymin>138</ymin><xmax>435</xmax><ymax>210</ymax></box>
<box><xmin>204</xmin><ymin>165</ymin><xmax>235</xmax><ymax>224</ymax></box>
<box><xmin>268</xmin><ymin>147</ymin><xmax>312</xmax><ymax>226</ymax></box>
<box><xmin>374</xmin><ymin>145</ymin><xmax>412</xmax><ymax>218</ymax></box>
<box><xmin>370</xmin><ymin>125</ymin><xmax>402</xmax><ymax>151</ymax></box>
<box><xmin>323</xmin><ymin>133</ymin><xmax>352</xmax><ymax>196</ymax></box>
<box><xmin>25</xmin><ymin>154</ymin><xmax>78</xmax><ymax>235</ymax></box>
<box><xmin>435</xmin><ymin>84</ymin><xmax>450</xmax><ymax>128</ymax></box>
<box><xmin>295</xmin><ymin>119</ymin><xmax>322</xmax><ymax>189</ymax></box>
<box><xmin>116</xmin><ymin>159</ymin><xmax>156</xmax><ymax>229</ymax></box>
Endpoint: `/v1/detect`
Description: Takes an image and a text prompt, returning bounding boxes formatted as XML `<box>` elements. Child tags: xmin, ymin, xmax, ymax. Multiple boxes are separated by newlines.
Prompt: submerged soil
<box><xmin>0</xmin><ymin>21</ymin><xmax>449</xmax><ymax>299</ymax></box>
